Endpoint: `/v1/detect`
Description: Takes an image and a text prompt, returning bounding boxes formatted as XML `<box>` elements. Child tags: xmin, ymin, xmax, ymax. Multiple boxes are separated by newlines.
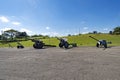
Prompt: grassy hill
<box><xmin>0</xmin><ymin>34</ymin><xmax>120</xmax><ymax>48</ymax></box>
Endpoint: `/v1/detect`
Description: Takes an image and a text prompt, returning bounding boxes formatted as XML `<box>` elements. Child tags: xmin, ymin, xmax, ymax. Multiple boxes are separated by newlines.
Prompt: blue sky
<box><xmin>0</xmin><ymin>0</ymin><xmax>120</xmax><ymax>36</ymax></box>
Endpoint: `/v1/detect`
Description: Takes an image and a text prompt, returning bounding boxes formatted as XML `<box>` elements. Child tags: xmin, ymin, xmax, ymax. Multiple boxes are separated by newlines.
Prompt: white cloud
<box><xmin>81</xmin><ymin>31</ymin><xmax>89</xmax><ymax>34</ymax></box>
<box><xmin>20</xmin><ymin>28</ymin><xmax>32</xmax><ymax>33</ymax></box>
<box><xmin>46</xmin><ymin>27</ymin><xmax>50</xmax><ymax>30</ymax></box>
<box><xmin>12</xmin><ymin>22</ymin><xmax>21</xmax><ymax>26</ymax></box>
<box><xmin>0</xmin><ymin>28</ymin><xmax>12</xmax><ymax>35</ymax></box>
<box><xmin>83</xmin><ymin>27</ymin><xmax>88</xmax><ymax>30</ymax></box>
<box><xmin>0</xmin><ymin>16</ymin><xmax>9</xmax><ymax>23</ymax></box>
<box><xmin>20</xmin><ymin>28</ymin><xmax>33</xmax><ymax>35</ymax></box>
<box><xmin>50</xmin><ymin>32</ymin><xmax>61</xmax><ymax>36</ymax></box>
<box><xmin>1</xmin><ymin>28</ymin><xmax>11</xmax><ymax>31</ymax></box>
<box><xmin>41</xmin><ymin>32</ymin><xmax>61</xmax><ymax>37</ymax></box>
<box><xmin>74</xmin><ymin>33</ymin><xmax>78</xmax><ymax>35</ymax></box>
<box><xmin>103</xmin><ymin>28</ymin><xmax>108</xmax><ymax>31</ymax></box>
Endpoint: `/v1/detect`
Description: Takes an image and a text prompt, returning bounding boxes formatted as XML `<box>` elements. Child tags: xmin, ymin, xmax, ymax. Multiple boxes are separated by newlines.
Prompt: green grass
<box><xmin>0</xmin><ymin>34</ymin><xmax>120</xmax><ymax>48</ymax></box>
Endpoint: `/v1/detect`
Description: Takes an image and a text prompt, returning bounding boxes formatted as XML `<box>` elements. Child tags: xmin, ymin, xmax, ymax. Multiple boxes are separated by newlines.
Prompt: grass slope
<box><xmin>0</xmin><ymin>34</ymin><xmax>120</xmax><ymax>48</ymax></box>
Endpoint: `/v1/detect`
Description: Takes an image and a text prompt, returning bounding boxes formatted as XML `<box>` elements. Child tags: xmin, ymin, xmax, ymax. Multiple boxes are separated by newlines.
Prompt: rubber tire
<box><xmin>104</xmin><ymin>44</ymin><xmax>107</xmax><ymax>48</ymax></box>
<box><xmin>96</xmin><ymin>43</ymin><xmax>99</xmax><ymax>48</ymax></box>
<box><xmin>59</xmin><ymin>43</ymin><xmax>63</xmax><ymax>48</ymax></box>
<box><xmin>38</xmin><ymin>43</ymin><xmax>43</xmax><ymax>49</ymax></box>
<box><xmin>64</xmin><ymin>42</ymin><xmax>69</xmax><ymax>49</ymax></box>
<box><xmin>17</xmin><ymin>46</ymin><xmax>19</xmax><ymax>49</ymax></box>
<box><xmin>33</xmin><ymin>44</ymin><xmax>37</xmax><ymax>48</ymax></box>
<box><xmin>33</xmin><ymin>43</ymin><xmax>43</xmax><ymax>49</ymax></box>
<box><xmin>17</xmin><ymin>45</ymin><xmax>24</xmax><ymax>49</ymax></box>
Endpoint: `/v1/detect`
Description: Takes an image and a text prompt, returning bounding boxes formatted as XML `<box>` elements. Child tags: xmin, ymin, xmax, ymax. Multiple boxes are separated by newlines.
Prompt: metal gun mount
<box><xmin>57</xmin><ymin>37</ymin><xmax>77</xmax><ymax>49</ymax></box>
<box><xmin>31</xmin><ymin>39</ymin><xmax>56</xmax><ymax>49</ymax></box>
<box><xmin>89</xmin><ymin>36</ymin><xmax>111</xmax><ymax>48</ymax></box>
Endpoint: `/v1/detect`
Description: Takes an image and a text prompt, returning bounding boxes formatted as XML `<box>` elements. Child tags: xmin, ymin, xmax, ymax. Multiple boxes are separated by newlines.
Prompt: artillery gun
<box><xmin>57</xmin><ymin>37</ymin><xmax>77</xmax><ymax>49</ymax></box>
<box><xmin>32</xmin><ymin>39</ymin><xmax>44</xmax><ymax>49</ymax></box>
<box><xmin>17</xmin><ymin>42</ymin><xmax>24</xmax><ymax>49</ymax></box>
<box><xmin>89</xmin><ymin>36</ymin><xmax>111</xmax><ymax>48</ymax></box>
<box><xmin>31</xmin><ymin>39</ymin><xmax>56</xmax><ymax>49</ymax></box>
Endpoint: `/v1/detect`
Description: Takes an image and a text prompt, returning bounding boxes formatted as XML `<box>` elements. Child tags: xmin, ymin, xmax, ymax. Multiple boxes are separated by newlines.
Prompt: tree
<box><xmin>2</xmin><ymin>29</ymin><xmax>18</xmax><ymax>40</ymax></box>
<box><xmin>2</xmin><ymin>29</ymin><xmax>28</xmax><ymax>41</ymax></box>
<box><xmin>16</xmin><ymin>32</ymin><xmax>28</xmax><ymax>38</ymax></box>
<box><xmin>0</xmin><ymin>35</ymin><xmax>2</xmax><ymax>40</ymax></box>
<box><xmin>31</xmin><ymin>34</ymin><xmax>39</xmax><ymax>37</ymax></box>
<box><xmin>113</xmin><ymin>26</ymin><xmax>120</xmax><ymax>35</ymax></box>
<box><xmin>93</xmin><ymin>31</ymin><xmax>97</xmax><ymax>34</ymax></box>
<box><xmin>109</xmin><ymin>31</ymin><xmax>113</xmax><ymax>35</ymax></box>
<box><xmin>43</xmin><ymin>35</ymin><xmax>50</xmax><ymax>39</ymax></box>
<box><xmin>68</xmin><ymin>34</ymin><xmax>71</xmax><ymax>36</ymax></box>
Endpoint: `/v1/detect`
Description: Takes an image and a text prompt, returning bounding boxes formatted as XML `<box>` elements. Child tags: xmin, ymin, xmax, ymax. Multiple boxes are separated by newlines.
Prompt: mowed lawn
<box><xmin>0</xmin><ymin>34</ymin><xmax>120</xmax><ymax>47</ymax></box>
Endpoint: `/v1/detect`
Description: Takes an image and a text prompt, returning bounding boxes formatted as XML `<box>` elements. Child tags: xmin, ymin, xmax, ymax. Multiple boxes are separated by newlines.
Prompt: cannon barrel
<box><xmin>89</xmin><ymin>36</ymin><xmax>109</xmax><ymax>48</ymax></box>
<box><xmin>30</xmin><ymin>38</ymin><xmax>56</xmax><ymax>49</ymax></box>
<box><xmin>56</xmin><ymin>37</ymin><xmax>60</xmax><ymax>40</ymax></box>
<box><xmin>89</xmin><ymin>36</ymin><xmax>99</xmax><ymax>41</ymax></box>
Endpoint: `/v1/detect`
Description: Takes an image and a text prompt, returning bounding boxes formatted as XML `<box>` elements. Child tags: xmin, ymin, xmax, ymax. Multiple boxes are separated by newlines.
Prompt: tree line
<box><xmin>0</xmin><ymin>29</ymin><xmax>50</xmax><ymax>41</ymax></box>
<box><xmin>83</xmin><ymin>26</ymin><xmax>120</xmax><ymax>35</ymax></box>
<box><xmin>0</xmin><ymin>26</ymin><xmax>120</xmax><ymax>41</ymax></box>
<box><xmin>0</xmin><ymin>29</ymin><xmax>28</xmax><ymax>41</ymax></box>
<box><xmin>112</xmin><ymin>26</ymin><xmax>120</xmax><ymax>35</ymax></box>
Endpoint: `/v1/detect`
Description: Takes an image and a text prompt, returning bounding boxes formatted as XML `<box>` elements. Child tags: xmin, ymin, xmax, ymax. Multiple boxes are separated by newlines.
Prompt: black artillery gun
<box><xmin>89</xmin><ymin>36</ymin><xmax>112</xmax><ymax>48</ymax></box>
<box><xmin>31</xmin><ymin>39</ymin><xmax>56</xmax><ymax>49</ymax></box>
<box><xmin>17</xmin><ymin>42</ymin><xmax>24</xmax><ymax>49</ymax></box>
<box><xmin>57</xmin><ymin>37</ymin><xmax>77</xmax><ymax>49</ymax></box>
